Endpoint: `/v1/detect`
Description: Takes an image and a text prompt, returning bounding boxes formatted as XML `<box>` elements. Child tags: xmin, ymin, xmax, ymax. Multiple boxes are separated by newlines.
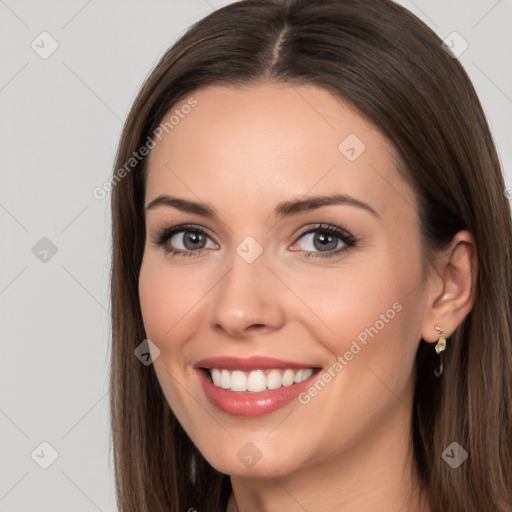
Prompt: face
<box><xmin>138</xmin><ymin>82</ymin><xmax>430</xmax><ymax>478</ymax></box>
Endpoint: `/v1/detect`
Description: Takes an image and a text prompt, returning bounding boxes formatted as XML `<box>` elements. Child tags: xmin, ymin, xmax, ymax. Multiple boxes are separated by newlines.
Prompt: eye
<box><xmin>151</xmin><ymin>222</ymin><xmax>359</xmax><ymax>259</ymax></box>
<box><xmin>290</xmin><ymin>223</ymin><xmax>358</xmax><ymax>258</ymax></box>
<box><xmin>151</xmin><ymin>224</ymin><xmax>217</xmax><ymax>257</ymax></box>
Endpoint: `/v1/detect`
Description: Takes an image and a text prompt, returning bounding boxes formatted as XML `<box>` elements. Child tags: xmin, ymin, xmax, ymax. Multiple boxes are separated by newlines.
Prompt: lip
<box><xmin>195</xmin><ymin>355</ymin><xmax>318</xmax><ymax>371</ymax></box>
<box><xmin>195</xmin><ymin>356</ymin><xmax>321</xmax><ymax>417</ymax></box>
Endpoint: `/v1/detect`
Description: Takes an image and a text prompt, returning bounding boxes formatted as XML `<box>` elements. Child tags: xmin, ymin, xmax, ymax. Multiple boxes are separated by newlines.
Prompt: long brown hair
<box><xmin>109</xmin><ymin>1</ymin><xmax>512</xmax><ymax>510</ymax></box>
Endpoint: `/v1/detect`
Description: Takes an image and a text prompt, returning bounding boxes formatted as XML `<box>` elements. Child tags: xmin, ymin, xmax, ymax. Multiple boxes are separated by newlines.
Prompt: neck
<box><xmin>226</xmin><ymin>394</ymin><xmax>431</xmax><ymax>512</ymax></box>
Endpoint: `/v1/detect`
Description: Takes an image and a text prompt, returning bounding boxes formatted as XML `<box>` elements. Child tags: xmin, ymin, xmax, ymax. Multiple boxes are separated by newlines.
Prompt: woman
<box><xmin>109</xmin><ymin>0</ymin><xmax>512</xmax><ymax>510</ymax></box>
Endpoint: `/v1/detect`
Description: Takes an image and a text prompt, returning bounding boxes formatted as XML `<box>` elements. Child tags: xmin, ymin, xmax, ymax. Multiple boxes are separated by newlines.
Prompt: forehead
<box><xmin>145</xmin><ymin>82</ymin><xmax>416</xmax><ymax>223</ymax></box>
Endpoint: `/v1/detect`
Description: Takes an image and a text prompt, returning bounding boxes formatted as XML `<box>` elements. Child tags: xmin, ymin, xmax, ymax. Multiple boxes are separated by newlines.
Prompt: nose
<box><xmin>209</xmin><ymin>248</ymin><xmax>286</xmax><ymax>338</ymax></box>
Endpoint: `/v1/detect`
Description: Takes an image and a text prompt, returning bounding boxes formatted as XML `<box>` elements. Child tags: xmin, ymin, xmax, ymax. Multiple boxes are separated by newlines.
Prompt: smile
<box><xmin>208</xmin><ymin>367</ymin><xmax>315</xmax><ymax>392</ymax></box>
<box><xmin>195</xmin><ymin>356</ymin><xmax>322</xmax><ymax>417</ymax></box>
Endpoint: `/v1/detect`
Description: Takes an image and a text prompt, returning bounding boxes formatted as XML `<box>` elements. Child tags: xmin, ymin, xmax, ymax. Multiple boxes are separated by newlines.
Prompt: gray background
<box><xmin>0</xmin><ymin>1</ymin><xmax>510</xmax><ymax>510</ymax></box>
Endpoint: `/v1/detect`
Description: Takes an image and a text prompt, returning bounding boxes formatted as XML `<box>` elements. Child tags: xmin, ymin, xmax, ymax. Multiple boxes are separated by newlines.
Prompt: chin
<box><xmin>194</xmin><ymin>434</ymin><xmax>311</xmax><ymax>479</ymax></box>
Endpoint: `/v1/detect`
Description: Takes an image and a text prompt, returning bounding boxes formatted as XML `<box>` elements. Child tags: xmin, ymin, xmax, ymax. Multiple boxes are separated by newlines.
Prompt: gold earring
<box><xmin>433</xmin><ymin>325</ymin><xmax>446</xmax><ymax>377</ymax></box>
<box><xmin>434</xmin><ymin>325</ymin><xmax>447</xmax><ymax>354</ymax></box>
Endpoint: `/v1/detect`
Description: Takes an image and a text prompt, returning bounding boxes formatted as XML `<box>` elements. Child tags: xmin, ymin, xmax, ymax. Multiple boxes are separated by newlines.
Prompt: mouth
<box><xmin>194</xmin><ymin>356</ymin><xmax>323</xmax><ymax>417</ymax></box>
<box><xmin>200</xmin><ymin>367</ymin><xmax>320</xmax><ymax>392</ymax></box>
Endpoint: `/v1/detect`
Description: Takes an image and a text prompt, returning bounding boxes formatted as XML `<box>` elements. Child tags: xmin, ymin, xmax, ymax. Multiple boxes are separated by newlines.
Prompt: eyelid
<box><xmin>151</xmin><ymin>223</ymin><xmax>216</xmax><ymax>245</ymax></box>
<box><xmin>294</xmin><ymin>223</ymin><xmax>356</xmax><ymax>244</ymax></box>
<box><xmin>289</xmin><ymin>223</ymin><xmax>358</xmax><ymax>258</ymax></box>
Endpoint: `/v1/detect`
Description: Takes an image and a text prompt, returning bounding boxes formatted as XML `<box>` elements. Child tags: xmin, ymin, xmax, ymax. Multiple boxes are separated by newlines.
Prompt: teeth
<box><xmin>231</xmin><ymin>370</ymin><xmax>247</xmax><ymax>392</ymax></box>
<box><xmin>208</xmin><ymin>367</ymin><xmax>315</xmax><ymax>392</ymax></box>
<box><xmin>247</xmin><ymin>370</ymin><xmax>267</xmax><ymax>392</ymax></box>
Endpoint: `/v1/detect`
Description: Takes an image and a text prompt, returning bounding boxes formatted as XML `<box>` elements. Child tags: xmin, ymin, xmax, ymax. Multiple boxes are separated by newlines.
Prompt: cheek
<box><xmin>138</xmin><ymin>257</ymin><xmax>199</xmax><ymax>420</ymax></box>
<box><xmin>138</xmin><ymin>260</ymin><xmax>188</xmax><ymax>351</ymax></box>
<box><xmin>286</xmin><ymin>246</ymin><xmax>422</xmax><ymax>385</ymax></box>
<box><xmin>285</xmin><ymin>259</ymin><xmax>402</xmax><ymax>352</ymax></box>
<box><xmin>138</xmin><ymin>254</ymin><xmax>205</xmax><ymax>343</ymax></box>
<box><xmin>138</xmin><ymin>259</ymin><xmax>169</xmax><ymax>341</ymax></box>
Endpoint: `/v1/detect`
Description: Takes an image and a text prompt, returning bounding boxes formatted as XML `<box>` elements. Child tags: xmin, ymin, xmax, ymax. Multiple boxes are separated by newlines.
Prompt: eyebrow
<box><xmin>145</xmin><ymin>193</ymin><xmax>379</xmax><ymax>219</ymax></box>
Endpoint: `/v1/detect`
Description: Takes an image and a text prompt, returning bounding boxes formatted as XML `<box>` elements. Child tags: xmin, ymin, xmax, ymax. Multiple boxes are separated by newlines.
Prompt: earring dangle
<box><xmin>433</xmin><ymin>325</ymin><xmax>446</xmax><ymax>377</ymax></box>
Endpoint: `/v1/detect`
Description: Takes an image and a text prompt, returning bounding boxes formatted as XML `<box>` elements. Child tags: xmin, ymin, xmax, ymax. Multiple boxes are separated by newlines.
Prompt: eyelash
<box><xmin>150</xmin><ymin>223</ymin><xmax>359</xmax><ymax>259</ymax></box>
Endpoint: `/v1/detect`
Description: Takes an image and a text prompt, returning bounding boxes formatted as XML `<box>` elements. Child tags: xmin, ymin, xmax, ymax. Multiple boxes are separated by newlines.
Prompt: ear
<box><xmin>420</xmin><ymin>230</ymin><xmax>478</xmax><ymax>344</ymax></box>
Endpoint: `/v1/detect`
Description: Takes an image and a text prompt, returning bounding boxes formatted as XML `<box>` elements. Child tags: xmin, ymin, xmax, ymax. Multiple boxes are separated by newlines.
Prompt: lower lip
<box><xmin>196</xmin><ymin>368</ymin><xmax>319</xmax><ymax>417</ymax></box>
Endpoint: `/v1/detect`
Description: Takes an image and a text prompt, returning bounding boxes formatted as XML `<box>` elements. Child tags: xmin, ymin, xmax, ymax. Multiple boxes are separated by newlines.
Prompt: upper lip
<box><xmin>195</xmin><ymin>356</ymin><xmax>320</xmax><ymax>371</ymax></box>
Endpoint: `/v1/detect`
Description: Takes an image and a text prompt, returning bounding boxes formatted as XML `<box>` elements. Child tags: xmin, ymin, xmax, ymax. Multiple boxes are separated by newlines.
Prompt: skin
<box><xmin>138</xmin><ymin>82</ymin><xmax>477</xmax><ymax>512</ymax></box>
